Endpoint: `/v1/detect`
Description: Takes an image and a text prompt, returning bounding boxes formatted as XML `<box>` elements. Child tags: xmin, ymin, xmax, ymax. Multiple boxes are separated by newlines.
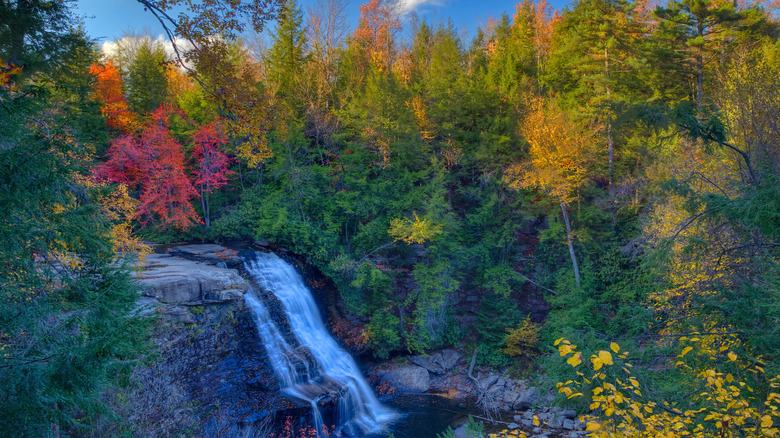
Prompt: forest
<box><xmin>1</xmin><ymin>0</ymin><xmax>779</xmax><ymax>436</ymax></box>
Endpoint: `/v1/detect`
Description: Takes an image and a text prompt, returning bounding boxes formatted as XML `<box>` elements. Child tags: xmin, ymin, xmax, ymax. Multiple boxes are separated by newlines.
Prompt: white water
<box><xmin>243</xmin><ymin>252</ymin><xmax>396</xmax><ymax>436</ymax></box>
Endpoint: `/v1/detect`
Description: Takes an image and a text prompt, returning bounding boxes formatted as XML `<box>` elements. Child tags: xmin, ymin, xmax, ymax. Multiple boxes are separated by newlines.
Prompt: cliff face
<box><xmin>124</xmin><ymin>244</ymin><xmax>304</xmax><ymax>437</ymax></box>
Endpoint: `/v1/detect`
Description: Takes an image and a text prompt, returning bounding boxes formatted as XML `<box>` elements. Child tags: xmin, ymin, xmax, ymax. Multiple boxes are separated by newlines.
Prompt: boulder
<box><xmin>507</xmin><ymin>423</ymin><xmax>521</xmax><ymax>430</ymax></box>
<box><xmin>438</xmin><ymin>349</ymin><xmax>461</xmax><ymax>370</ymax></box>
<box><xmin>514</xmin><ymin>387</ymin><xmax>539</xmax><ymax>410</ymax></box>
<box><xmin>410</xmin><ymin>356</ymin><xmax>445</xmax><ymax>375</ymax></box>
<box><xmin>478</xmin><ymin>373</ymin><xmax>499</xmax><ymax>389</ymax></box>
<box><xmin>547</xmin><ymin>415</ymin><xmax>564</xmax><ymax>428</ymax></box>
<box><xmin>381</xmin><ymin>366</ymin><xmax>430</xmax><ymax>393</ymax></box>
<box><xmin>503</xmin><ymin>388</ymin><xmax>521</xmax><ymax>405</ymax></box>
<box><xmin>561</xmin><ymin>409</ymin><xmax>577</xmax><ymax>420</ymax></box>
<box><xmin>137</xmin><ymin>254</ymin><xmax>247</xmax><ymax>304</ymax></box>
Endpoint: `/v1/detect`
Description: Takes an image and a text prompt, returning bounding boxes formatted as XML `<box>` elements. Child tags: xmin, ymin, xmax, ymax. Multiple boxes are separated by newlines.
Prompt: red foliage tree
<box><xmin>98</xmin><ymin>105</ymin><xmax>202</xmax><ymax>231</ymax></box>
<box><xmin>191</xmin><ymin>123</ymin><xmax>233</xmax><ymax>228</ymax></box>
<box><xmin>94</xmin><ymin>135</ymin><xmax>143</xmax><ymax>185</ymax></box>
<box><xmin>90</xmin><ymin>60</ymin><xmax>135</xmax><ymax>133</ymax></box>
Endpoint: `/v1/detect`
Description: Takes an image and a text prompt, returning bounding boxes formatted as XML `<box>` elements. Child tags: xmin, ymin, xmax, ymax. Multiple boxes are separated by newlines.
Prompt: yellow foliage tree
<box><xmin>507</xmin><ymin>98</ymin><xmax>593</xmax><ymax>287</ymax></box>
<box><xmin>388</xmin><ymin>212</ymin><xmax>443</xmax><ymax>244</ymax></box>
<box><xmin>502</xmin><ymin>316</ymin><xmax>540</xmax><ymax>358</ymax></box>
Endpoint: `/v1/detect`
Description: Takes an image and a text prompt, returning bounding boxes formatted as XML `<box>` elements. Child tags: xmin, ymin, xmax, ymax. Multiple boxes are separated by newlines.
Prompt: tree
<box><xmin>266</xmin><ymin>0</ymin><xmax>307</xmax><ymax>103</ymax></box>
<box><xmin>138</xmin><ymin>106</ymin><xmax>202</xmax><ymax>230</ymax></box>
<box><xmin>126</xmin><ymin>39</ymin><xmax>170</xmax><ymax>115</ymax></box>
<box><xmin>654</xmin><ymin>0</ymin><xmax>748</xmax><ymax>108</ymax></box>
<box><xmin>0</xmin><ymin>4</ymin><xmax>147</xmax><ymax>434</ymax></box>
<box><xmin>90</xmin><ymin>60</ymin><xmax>136</xmax><ymax>133</ymax></box>
<box><xmin>192</xmin><ymin>122</ymin><xmax>233</xmax><ymax>228</ymax></box>
<box><xmin>507</xmin><ymin>98</ymin><xmax>594</xmax><ymax>288</ymax></box>
<box><xmin>546</xmin><ymin>0</ymin><xmax>649</xmax><ymax>216</ymax></box>
<box><xmin>353</xmin><ymin>0</ymin><xmax>401</xmax><ymax>71</ymax></box>
<box><xmin>99</xmin><ymin>106</ymin><xmax>202</xmax><ymax>230</ymax></box>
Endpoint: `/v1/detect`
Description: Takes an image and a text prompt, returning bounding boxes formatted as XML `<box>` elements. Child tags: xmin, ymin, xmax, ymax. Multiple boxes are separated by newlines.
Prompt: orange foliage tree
<box><xmin>90</xmin><ymin>60</ymin><xmax>136</xmax><ymax>132</ymax></box>
<box><xmin>353</xmin><ymin>0</ymin><xmax>401</xmax><ymax>71</ymax></box>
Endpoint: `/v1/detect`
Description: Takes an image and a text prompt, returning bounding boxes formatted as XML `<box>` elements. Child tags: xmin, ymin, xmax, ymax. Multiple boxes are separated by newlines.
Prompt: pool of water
<box><xmin>365</xmin><ymin>394</ymin><xmax>476</xmax><ymax>438</ymax></box>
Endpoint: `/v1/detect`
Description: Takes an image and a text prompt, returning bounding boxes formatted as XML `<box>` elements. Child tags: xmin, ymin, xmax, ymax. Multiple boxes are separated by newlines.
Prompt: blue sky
<box><xmin>75</xmin><ymin>0</ymin><xmax>573</xmax><ymax>44</ymax></box>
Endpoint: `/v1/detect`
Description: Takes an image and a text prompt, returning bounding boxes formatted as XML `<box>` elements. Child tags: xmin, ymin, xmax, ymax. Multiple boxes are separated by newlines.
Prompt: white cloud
<box><xmin>396</xmin><ymin>0</ymin><xmax>447</xmax><ymax>15</ymax></box>
<box><xmin>101</xmin><ymin>35</ymin><xmax>195</xmax><ymax>68</ymax></box>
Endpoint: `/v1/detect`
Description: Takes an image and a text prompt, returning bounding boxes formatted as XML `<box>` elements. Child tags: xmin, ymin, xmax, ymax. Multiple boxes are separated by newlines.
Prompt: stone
<box><xmin>513</xmin><ymin>415</ymin><xmax>523</xmax><ymax>423</ymax></box>
<box><xmin>507</xmin><ymin>423</ymin><xmax>520</xmax><ymax>430</ymax></box>
<box><xmin>561</xmin><ymin>409</ymin><xmax>577</xmax><ymax>420</ymax></box>
<box><xmin>514</xmin><ymin>387</ymin><xmax>539</xmax><ymax>410</ymax></box>
<box><xmin>479</xmin><ymin>373</ymin><xmax>499</xmax><ymax>389</ymax></box>
<box><xmin>547</xmin><ymin>415</ymin><xmax>563</xmax><ymax>428</ymax></box>
<box><xmin>170</xmin><ymin>244</ymin><xmax>225</xmax><ymax>256</ymax></box>
<box><xmin>134</xmin><ymin>296</ymin><xmax>161</xmax><ymax>316</ymax></box>
<box><xmin>523</xmin><ymin>410</ymin><xmax>535</xmax><ymax>420</ymax></box>
<box><xmin>503</xmin><ymin>389</ymin><xmax>521</xmax><ymax>404</ymax></box>
<box><xmin>521</xmin><ymin>419</ymin><xmax>534</xmax><ymax>428</ymax></box>
<box><xmin>438</xmin><ymin>349</ymin><xmax>461</xmax><ymax>370</ymax></box>
<box><xmin>380</xmin><ymin>366</ymin><xmax>430</xmax><ymax>393</ymax></box>
<box><xmin>136</xmin><ymin>254</ymin><xmax>248</xmax><ymax>304</ymax></box>
<box><xmin>163</xmin><ymin>306</ymin><xmax>196</xmax><ymax>324</ymax></box>
<box><xmin>410</xmin><ymin>356</ymin><xmax>445</xmax><ymax>375</ymax></box>
<box><xmin>562</xmin><ymin>419</ymin><xmax>576</xmax><ymax>430</ymax></box>
<box><xmin>452</xmin><ymin>423</ymin><xmax>481</xmax><ymax>438</ymax></box>
<box><xmin>217</xmin><ymin>289</ymin><xmax>246</xmax><ymax>301</ymax></box>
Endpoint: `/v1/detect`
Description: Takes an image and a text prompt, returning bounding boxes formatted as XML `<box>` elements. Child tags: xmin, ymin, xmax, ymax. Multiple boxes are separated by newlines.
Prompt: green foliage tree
<box><xmin>126</xmin><ymin>39</ymin><xmax>170</xmax><ymax>115</ymax></box>
<box><xmin>0</xmin><ymin>5</ymin><xmax>147</xmax><ymax>434</ymax></box>
<box><xmin>266</xmin><ymin>0</ymin><xmax>308</xmax><ymax>106</ymax></box>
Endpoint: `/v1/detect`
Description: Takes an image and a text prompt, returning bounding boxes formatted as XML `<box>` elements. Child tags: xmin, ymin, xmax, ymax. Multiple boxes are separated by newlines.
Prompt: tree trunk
<box><xmin>560</xmin><ymin>200</ymin><xmax>581</xmax><ymax>288</ymax></box>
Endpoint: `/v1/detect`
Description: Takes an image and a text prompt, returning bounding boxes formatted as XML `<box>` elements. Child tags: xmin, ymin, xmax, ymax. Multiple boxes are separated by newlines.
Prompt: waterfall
<box><xmin>242</xmin><ymin>252</ymin><xmax>396</xmax><ymax>436</ymax></box>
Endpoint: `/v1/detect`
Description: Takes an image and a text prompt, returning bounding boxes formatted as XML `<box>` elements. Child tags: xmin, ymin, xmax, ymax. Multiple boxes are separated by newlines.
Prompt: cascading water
<box><xmin>242</xmin><ymin>252</ymin><xmax>396</xmax><ymax>436</ymax></box>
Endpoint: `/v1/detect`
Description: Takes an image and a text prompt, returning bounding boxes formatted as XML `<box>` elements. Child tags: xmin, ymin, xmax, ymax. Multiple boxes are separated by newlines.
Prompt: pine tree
<box><xmin>266</xmin><ymin>0</ymin><xmax>307</xmax><ymax>105</ymax></box>
<box><xmin>126</xmin><ymin>39</ymin><xmax>170</xmax><ymax>115</ymax></box>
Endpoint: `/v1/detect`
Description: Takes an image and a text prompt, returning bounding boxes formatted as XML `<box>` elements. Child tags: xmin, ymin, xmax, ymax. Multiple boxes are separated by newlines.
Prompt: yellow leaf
<box><xmin>761</xmin><ymin>415</ymin><xmax>773</xmax><ymax>428</ymax></box>
<box><xmin>610</xmin><ymin>342</ymin><xmax>620</xmax><ymax>353</ymax></box>
<box><xmin>586</xmin><ymin>421</ymin><xmax>601</xmax><ymax>431</ymax></box>
<box><xmin>629</xmin><ymin>377</ymin><xmax>639</xmax><ymax>388</ymax></box>
<box><xmin>567</xmin><ymin>353</ymin><xmax>582</xmax><ymax>367</ymax></box>
<box><xmin>680</xmin><ymin>346</ymin><xmax>694</xmax><ymax>357</ymax></box>
<box><xmin>559</xmin><ymin>344</ymin><xmax>573</xmax><ymax>356</ymax></box>
<box><xmin>554</xmin><ymin>337</ymin><xmax>564</xmax><ymax>346</ymax></box>
<box><xmin>590</xmin><ymin>402</ymin><xmax>601</xmax><ymax>410</ymax></box>
<box><xmin>533</xmin><ymin>416</ymin><xmax>540</xmax><ymax>426</ymax></box>
<box><xmin>728</xmin><ymin>351</ymin><xmax>737</xmax><ymax>362</ymax></box>
<box><xmin>599</xmin><ymin>350</ymin><xmax>614</xmax><ymax>365</ymax></box>
<box><xmin>592</xmin><ymin>356</ymin><xmax>604</xmax><ymax>371</ymax></box>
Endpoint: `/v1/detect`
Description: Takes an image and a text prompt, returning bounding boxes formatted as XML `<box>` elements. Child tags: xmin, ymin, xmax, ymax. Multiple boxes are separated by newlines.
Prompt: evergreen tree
<box><xmin>266</xmin><ymin>0</ymin><xmax>307</xmax><ymax>105</ymax></box>
<box><xmin>0</xmin><ymin>4</ymin><xmax>147</xmax><ymax>434</ymax></box>
<box><xmin>126</xmin><ymin>39</ymin><xmax>169</xmax><ymax>115</ymax></box>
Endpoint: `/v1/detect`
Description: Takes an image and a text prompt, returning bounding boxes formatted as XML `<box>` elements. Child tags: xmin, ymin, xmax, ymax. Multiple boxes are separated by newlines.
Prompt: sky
<box><xmin>74</xmin><ymin>0</ymin><xmax>573</xmax><ymax>47</ymax></box>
